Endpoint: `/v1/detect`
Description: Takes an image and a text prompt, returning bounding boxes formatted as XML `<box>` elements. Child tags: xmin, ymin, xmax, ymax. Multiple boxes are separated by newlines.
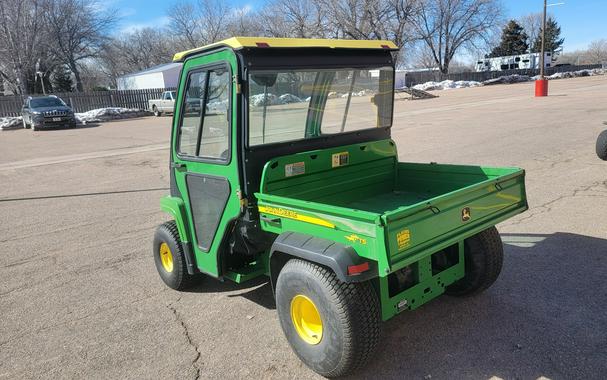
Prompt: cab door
<box><xmin>171</xmin><ymin>50</ymin><xmax>240</xmax><ymax>277</ymax></box>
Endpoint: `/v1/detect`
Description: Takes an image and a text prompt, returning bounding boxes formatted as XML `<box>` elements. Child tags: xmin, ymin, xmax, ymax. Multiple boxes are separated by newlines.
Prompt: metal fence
<box><xmin>403</xmin><ymin>64</ymin><xmax>603</xmax><ymax>87</ymax></box>
<box><xmin>0</xmin><ymin>87</ymin><xmax>176</xmax><ymax>117</ymax></box>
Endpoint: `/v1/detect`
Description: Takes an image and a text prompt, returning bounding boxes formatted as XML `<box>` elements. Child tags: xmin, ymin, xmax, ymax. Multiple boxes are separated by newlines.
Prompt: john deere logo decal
<box><xmin>461</xmin><ymin>207</ymin><xmax>471</xmax><ymax>222</ymax></box>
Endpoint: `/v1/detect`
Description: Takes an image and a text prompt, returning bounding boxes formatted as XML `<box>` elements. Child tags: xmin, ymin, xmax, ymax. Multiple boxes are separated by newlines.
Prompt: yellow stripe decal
<box><xmin>258</xmin><ymin>206</ymin><xmax>335</xmax><ymax>229</ymax></box>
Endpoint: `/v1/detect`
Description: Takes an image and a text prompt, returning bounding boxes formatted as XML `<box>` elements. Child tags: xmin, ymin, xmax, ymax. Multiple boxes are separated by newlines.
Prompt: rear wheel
<box><xmin>153</xmin><ymin>105</ymin><xmax>161</xmax><ymax>117</ymax></box>
<box><xmin>275</xmin><ymin>259</ymin><xmax>380</xmax><ymax>378</ymax></box>
<box><xmin>153</xmin><ymin>221</ymin><xmax>200</xmax><ymax>290</ymax></box>
<box><xmin>446</xmin><ymin>226</ymin><xmax>503</xmax><ymax>297</ymax></box>
<box><xmin>596</xmin><ymin>129</ymin><xmax>607</xmax><ymax>161</ymax></box>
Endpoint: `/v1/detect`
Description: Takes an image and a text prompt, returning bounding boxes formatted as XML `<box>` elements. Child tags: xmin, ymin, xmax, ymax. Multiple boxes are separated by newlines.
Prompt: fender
<box><xmin>269</xmin><ymin>232</ymin><xmax>377</xmax><ymax>293</ymax></box>
<box><xmin>160</xmin><ymin>196</ymin><xmax>198</xmax><ymax>274</ymax></box>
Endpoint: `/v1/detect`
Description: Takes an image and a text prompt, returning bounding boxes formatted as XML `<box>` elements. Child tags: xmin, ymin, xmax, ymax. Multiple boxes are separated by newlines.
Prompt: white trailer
<box><xmin>475</xmin><ymin>52</ymin><xmax>553</xmax><ymax>72</ymax></box>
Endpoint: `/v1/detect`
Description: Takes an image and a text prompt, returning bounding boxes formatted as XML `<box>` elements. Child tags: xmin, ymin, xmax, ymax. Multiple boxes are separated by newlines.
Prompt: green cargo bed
<box><xmin>256</xmin><ymin>139</ymin><xmax>527</xmax><ymax>270</ymax></box>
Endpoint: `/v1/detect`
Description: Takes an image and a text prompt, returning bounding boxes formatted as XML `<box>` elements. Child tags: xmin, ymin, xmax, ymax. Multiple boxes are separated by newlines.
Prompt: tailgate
<box><xmin>384</xmin><ymin>168</ymin><xmax>527</xmax><ymax>267</ymax></box>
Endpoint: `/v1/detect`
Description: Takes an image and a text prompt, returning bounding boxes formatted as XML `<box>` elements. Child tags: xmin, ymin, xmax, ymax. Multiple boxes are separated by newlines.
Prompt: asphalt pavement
<box><xmin>1</xmin><ymin>76</ymin><xmax>606</xmax><ymax>379</ymax></box>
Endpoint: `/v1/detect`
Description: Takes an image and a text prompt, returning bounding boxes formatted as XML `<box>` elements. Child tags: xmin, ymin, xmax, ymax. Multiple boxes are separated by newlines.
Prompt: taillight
<box><xmin>347</xmin><ymin>262</ymin><xmax>370</xmax><ymax>275</ymax></box>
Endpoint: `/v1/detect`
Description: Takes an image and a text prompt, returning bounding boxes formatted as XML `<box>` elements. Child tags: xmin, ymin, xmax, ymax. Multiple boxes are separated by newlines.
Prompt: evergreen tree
<box><xmin>533</xmin><ymin>17</ymin><xmax>564</xmax><ymax>53</ymax></box>
<box><xmin>52</xmin><ymin>65</ymin><xmax>74</xmax><ymax>93</ymax></box>
<box><xmin>489</xmin><ymin>20</ymin><xmax>529</xmax><ymax>57</ymax></box>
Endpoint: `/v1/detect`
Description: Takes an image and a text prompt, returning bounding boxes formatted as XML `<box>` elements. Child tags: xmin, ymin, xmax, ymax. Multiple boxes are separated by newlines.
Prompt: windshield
<box><xmin>30</xmin><ymin>97</ymin><xmax>66</xmax><ymax>108</ymax></box>
<box><xmin>248</xmin><ymin>66</ymin><xmax>393</xmax><ymax>146</ymax></box>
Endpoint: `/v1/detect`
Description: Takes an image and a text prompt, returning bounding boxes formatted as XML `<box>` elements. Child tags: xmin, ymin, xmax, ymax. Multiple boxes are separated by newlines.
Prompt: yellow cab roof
<box><xmin>172</xmin><ymin>37</ymin><xmax>398</xmax><ymax>62</ymax></box>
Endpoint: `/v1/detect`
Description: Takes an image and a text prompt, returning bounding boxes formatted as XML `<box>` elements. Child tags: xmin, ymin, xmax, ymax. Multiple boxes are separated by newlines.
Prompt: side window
<box><xmin>177</xmin><ymin>67</ymin><xmax>230</xmax><ymax>161</ymax></box>
<box><xmin>199</xmin><ymin>70</ymin><xmax>230</xmax><ymax>159</ymax></box>
<box><xmin>178</xmin><ymin>71</ymin><xmax>207</xmax><ymax>156</ymax></box>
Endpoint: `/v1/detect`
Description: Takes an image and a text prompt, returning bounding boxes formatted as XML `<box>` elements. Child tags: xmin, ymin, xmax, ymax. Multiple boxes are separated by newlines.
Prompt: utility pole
<box><xmin>535</xmin><ymin>1</ymin><xmax>564</xmax><ymax>96</ymax></box>
<box><xmin>539</xmin><ymin>0</ymin><xmax>547</xmax><ymax>79</ymax></box>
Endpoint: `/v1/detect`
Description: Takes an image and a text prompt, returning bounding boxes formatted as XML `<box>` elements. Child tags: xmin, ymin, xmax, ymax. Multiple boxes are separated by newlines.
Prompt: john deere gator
<box><xmin>152</xmin><ymin>37</ymin><xmax>528</xmax><ymax>377</ymax></box>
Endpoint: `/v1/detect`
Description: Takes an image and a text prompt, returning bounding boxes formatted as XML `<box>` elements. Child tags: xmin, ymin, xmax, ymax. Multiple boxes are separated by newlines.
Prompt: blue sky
<box><xmin>113</xmin><ymin>0</ymin><xmax>606</xmax><ymax>52</ymax></box>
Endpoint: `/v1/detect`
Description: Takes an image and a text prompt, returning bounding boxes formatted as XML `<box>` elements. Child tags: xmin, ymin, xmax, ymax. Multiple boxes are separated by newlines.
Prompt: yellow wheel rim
<box><xmin>290</xmin><ymin>295</ymin><xmax>323</xmax><ymax>345</ymax></box>
<box><xmin>159</xmin><ymin>242</ymin><xmax>174</xmax><ymax>273</ymax></box>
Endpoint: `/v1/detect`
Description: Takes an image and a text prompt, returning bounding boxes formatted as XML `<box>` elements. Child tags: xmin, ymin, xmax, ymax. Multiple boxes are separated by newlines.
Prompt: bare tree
<box><xmin>318</xmin><ymin>0</ymin><xmax>419</xmax><ymax>65</ymax></box>
<box><xmin>168</xmin><ymin>0</ymin><xmax>239</xmax><ymax>50</ymax></box>
<box><xmin>586</xmin><ymin>39</ymin><xmax>607</xmax><ymax>65</ymax></box>
<box><xmin>199</xmin><ymin>0</ymin><xmax>231</xmax><ymax>43</ymax></box>
<box><xmin>168</xmin><ymin>2</ymin><xmax>203</xmax><ymax>50</ymax></box>
<box><xmin>42</xmin><ymin>0</ymin><xmax>115</xmax><ymax>91</ymax></box>
<box><xmin>260</xmin><ymin>0</ymin><xmax>328</xmax><ymax>38</ymax></box>
<box><xmin>518</xmin><ymin>12</ymin><xmax>542</xmax><ymax>51</ymax></box>
<box><xmin>226</xmin><ymin>6</ymin><xmax>264</xmax><ymax>36</ymax></box>
<box><xmin>0</xmin><ymin>0</ymin><xmax>48</xmax><ymax>94</ymax></box>
<box><xmin>412</xmin><ymin>0</ymin><xmax>503</xmax><ymax>74</ymax></box>
<box><xmin>95</xmin><ymin>27</ymin><xmax>176</xmax><ymax>87</ymax></box>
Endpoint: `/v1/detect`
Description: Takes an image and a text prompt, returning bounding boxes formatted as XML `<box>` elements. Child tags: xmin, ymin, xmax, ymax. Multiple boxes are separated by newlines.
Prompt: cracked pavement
<box><xmin>1</xmin><ymin>76</ymin><xmax>606</xmax><ymax>379</ymax></box>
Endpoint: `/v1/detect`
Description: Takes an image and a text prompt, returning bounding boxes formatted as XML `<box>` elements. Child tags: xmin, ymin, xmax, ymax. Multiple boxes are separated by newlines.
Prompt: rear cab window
<box><xmin>247</xmin><ymin>66</ymin><xmax>394</xmax><ymax>147</ymax></box>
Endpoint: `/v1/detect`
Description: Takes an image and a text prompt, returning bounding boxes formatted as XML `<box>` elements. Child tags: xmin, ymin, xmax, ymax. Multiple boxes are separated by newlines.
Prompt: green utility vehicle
<box><xmin>153</xmin><ymin>37</ymin><xmax>528</xmax><ymax>377</ymax></box>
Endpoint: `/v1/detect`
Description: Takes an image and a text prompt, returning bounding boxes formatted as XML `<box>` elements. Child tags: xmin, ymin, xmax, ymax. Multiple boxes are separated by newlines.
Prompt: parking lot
<box><xmin>1</xmin><ymin>76</ymin><xmax>606</xmax><ymax>379</ymax></box>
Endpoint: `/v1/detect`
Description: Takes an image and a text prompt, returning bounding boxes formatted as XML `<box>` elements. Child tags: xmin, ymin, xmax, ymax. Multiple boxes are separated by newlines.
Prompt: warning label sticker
<box><xmin>285</xmin><ymin>161</ymin><xmax>305</xmax><ymax>177</ymax></box>
<box><xmin>332</xmin><ymin>152</ymin><xmax>350</xmax><ymax>167</ymax></box>
<box><xmin>396</xmin><ymin>229</ymin><xmax>411</xmax><ymax>250</ymax></box>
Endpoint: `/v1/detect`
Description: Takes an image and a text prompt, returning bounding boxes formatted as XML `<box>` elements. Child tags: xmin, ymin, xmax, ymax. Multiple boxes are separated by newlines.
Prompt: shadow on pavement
<box><xmin>186</xmin><ymin>276</ymin><xmax>276</xmax><ymax>310</ymax></box>
<box><xmin>352</xmin><ymin>232</ymin><xmax>606</xmax><ymax>380</ymax></box>
<box><xmin>181</xmin><ymin>232</ymin><xmax>605</xmax><ymax>378</ymax></box>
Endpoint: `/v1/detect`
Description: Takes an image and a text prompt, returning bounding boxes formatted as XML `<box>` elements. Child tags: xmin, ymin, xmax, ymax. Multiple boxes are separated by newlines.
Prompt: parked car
<box><xmin>148</xmin><ymin>91</ymin><xmax>176</xmax><ymax>117</ymax></box>
<box><xmin>597</xmin><ymin>122</ymin><xmax>607</xmax><ymax>160</ymax></box>
<box><xmin>21</xmin><ymin>95</ymin><xmax>77</xmax><ymax>131</ymax></box>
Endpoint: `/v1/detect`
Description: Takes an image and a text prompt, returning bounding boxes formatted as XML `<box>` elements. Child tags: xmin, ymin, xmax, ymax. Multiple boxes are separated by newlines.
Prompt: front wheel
<box><xmin>446</xmin><ymin>226</ymin><xmax>504</xmax><ymax>297</ymax></box>
<box><xmin>596</xmin><ymin>129</ymin><xmax>607</xmax><ymax>161</ymax></box>
<box><xmin>275</xmin><ymin>259</ymin><xmax>380</xmax><ymax>378</ymax></box>
<box><xmin>153</xmin><ymin>221</ymin><xmax>200</xmax><ymax>290</ymax></box>
<box><xmin>152</xmin><ymin>105</ymin><xmax>161</xmax><ymax>117</ymax></box>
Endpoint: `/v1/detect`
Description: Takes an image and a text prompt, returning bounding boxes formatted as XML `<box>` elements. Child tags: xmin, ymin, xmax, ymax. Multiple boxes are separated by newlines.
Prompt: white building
<box><xmin>475</xmin><ymin>52</ymin><xmax>553</xmax><ymax>72</ymax></box>
<box><xmin>117</xmin><ymin>63</ymin><xmax>182</xmax><ymax>90</ymax></box>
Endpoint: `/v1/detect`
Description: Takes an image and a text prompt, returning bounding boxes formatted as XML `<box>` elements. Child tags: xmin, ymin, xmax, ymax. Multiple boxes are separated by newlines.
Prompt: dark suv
<box><xmin>21</xmin><ymin>95</ymin><xmax>77</xmax><ymax>131</ymax></box>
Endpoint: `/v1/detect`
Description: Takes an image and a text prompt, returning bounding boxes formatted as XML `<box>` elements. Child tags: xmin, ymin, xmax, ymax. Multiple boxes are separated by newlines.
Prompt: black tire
<box><xmin>275</xmin><ymin>259</ymin><xmax>380</xmax><ymax>378</ymax></box>
<box><xmin>152</xmin><ymin>105</ymin><xmax>161</xmax><ymax>117</ymax></box>
<box><xmin>446</xmin><ymin>226</ymin><xmax>503</xmax><ymax>297</ymax></box>
<box><xmin>153</xmin><ymin>221</ymin><xmax>200</xmax><ymax>290</ymax></box>
<box><xmin>596</xmin><ymin>129</ymin><xmax>607</xmax><ymax>161</ymax></box>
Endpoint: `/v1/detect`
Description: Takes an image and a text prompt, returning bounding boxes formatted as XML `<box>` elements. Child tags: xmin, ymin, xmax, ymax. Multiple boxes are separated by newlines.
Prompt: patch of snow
<box><xmin>413</xmin><ymin>80</ymin><xmax>481</xmax><ymax>91</ymax></box>
<box><xmin>207</xmin><ymin>100</ymin><xmax>228</xmax><ymax>112</ymax></box>
<box><xmin>278</xmin><ymin>94</ymin><xmax>303</xmax><ymax>104</ymax></box>
<box><xmin>483</xmin><ymin>75</ymin><xmax>531</xmax><ymax>86</ymax></box>
<box><xmin>75</xmin><ymin>107</ymin><xmax>151</xmax><ymax>124</ymax></box>
<box><xmin>545</xmin><ymin>68</ymin><xmax>606</xmax><ymax>80</ymax></box>
<box><xmin>250</xmin><ymin>93</ymin><xmax>278</xmax><ymax>107</ymax></box>
<box><xmin>0</xmin><ymin>116</ymin><xmax>22</xmax><ymax>130</ymax></box>
<box><xmin>340</xmin><ymin>89</ymin><xmax>375</xmax><ymax>98</ymax></box>
<box><xmin>410</xmin><ymin>68</ymin><xmax>605</xmax><ymax>92</ymax></box>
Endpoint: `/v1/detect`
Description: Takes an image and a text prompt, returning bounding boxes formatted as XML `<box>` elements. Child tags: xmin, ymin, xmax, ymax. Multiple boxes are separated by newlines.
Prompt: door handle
<box><xmin>260</xmin><ymin>215</ymin><xmax>281</xmax><ymax>224</ymax></box>
<box><xmin>171</xmin><ymin>162</ymin><xmax>187</xmax><ymax>171</ymax></box>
